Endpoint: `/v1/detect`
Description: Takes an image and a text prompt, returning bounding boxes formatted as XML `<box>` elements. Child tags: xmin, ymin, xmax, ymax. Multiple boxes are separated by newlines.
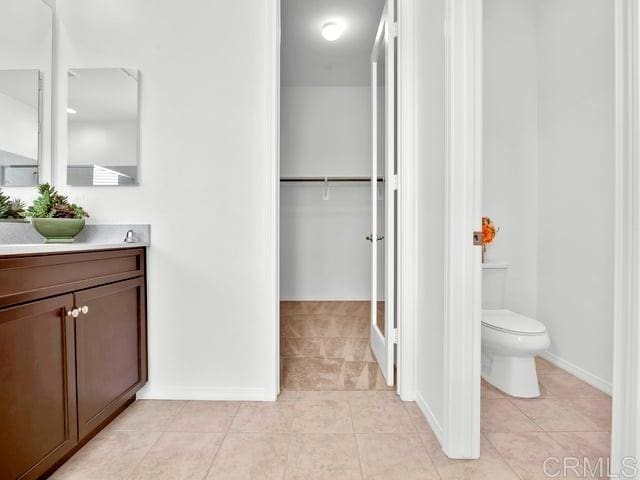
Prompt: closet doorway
<box><xmin>279</xmin><ymin>0</ymin><xmax>397</xmax><ymax>392</ymax></box>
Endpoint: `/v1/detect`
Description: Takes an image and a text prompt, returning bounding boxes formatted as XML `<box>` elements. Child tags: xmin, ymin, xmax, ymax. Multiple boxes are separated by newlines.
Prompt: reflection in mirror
<box><xmin>67</xmin><ymin>68</ymin><xmax>139</xmax><ymax>186</ymax></box>
<box><xmin>0</xmin><ymin>70</ymin><xmax>41</xmax><ymax>186</ymax></box>
<box><xmin>0</xmin><ymin>0</ymin><xmax>53</xmax><ymax>187</ymax></box>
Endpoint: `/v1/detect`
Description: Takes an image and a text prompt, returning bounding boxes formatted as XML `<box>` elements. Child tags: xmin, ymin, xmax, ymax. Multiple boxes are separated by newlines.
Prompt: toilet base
<box><xmin>482</xmin><ymin>352</ymin><xmax>541</xmax><ymax>398</ymax></box>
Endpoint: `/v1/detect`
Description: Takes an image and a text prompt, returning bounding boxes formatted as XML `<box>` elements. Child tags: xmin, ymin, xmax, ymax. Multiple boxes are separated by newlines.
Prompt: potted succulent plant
<box><xmin>27</xmin><ymin>183</ymin><xmax>89</xmax><ymax>243</ymax></box>
<box><xmin>0</xmin><ymin>189</ymin><xmax>28</xmax><ymax>222</ymax></box>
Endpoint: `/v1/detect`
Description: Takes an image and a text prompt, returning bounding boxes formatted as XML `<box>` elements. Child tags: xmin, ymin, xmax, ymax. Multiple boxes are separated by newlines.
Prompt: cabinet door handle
<box><xmin>81</xmin><ymin>306</ymin><xmax>89</xmax><ymax>314</ymax></box>
<box><xmin>67</xmin><ymin>308</ymin><xmax>80</xmax><ymax>318</ymax></box>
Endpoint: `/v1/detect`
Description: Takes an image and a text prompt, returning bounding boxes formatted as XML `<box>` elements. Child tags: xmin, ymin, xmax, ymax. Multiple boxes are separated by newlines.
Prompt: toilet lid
<box><xmin>481</xmin><ymin>309</ymin><xmax>547</xmax><ymax>335</ymax></box>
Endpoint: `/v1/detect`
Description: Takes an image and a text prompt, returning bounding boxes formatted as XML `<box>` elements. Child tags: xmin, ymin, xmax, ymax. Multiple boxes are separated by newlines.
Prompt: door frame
<box><xmin>449</xmin><ymin>0</ymin><xmax>640</xmax><ymax>467</ymax></box>
<box><xmin>442</xmin><ymin>0</ymin><xmax>483</xmax><ymax>460</ymax></box>
<box><xmin>265</xmin><ymin>0</ymin><xmax>419</xmax><ymax>402</ymax></box>
<box><xmin>612</xmin><ymin>0</ymin><xmax>640</xmax><ymax>474</ymax></box>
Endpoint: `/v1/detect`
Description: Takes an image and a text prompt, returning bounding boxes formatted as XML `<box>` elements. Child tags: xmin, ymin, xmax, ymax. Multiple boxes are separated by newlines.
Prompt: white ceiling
<box><xmin>282</xmin><ymin>0</ymin><xmax>386</xmax><ymax>87</ymax></box>
<box><xmin>68</xmin><ymin>68</ymin><xmax>138</xmax><ymax>122</ymax></box>
<box><xmin>0</xmin><ymin>70</ymin><xmax>40</xmax><ymax>107</ymax></box>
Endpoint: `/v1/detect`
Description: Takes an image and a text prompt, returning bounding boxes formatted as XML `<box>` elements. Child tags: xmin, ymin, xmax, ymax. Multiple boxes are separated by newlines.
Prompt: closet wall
<box><xmin>280</xmin><ymin>86</ymin><xmax>373</xmax><ymax>300</ymax></box>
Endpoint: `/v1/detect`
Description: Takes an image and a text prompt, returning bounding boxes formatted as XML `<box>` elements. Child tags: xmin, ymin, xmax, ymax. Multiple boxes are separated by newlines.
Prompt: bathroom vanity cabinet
<box><xmin>0</xmin><ymin>247</ymin><xmax>147</xmax><ymax>480</ymax></box>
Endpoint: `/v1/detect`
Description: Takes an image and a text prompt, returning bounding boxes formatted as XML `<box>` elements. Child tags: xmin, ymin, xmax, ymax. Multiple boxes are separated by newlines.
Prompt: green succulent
<box><xmin>0</xmin><ymin>189</ymin><xmax>26</xmax><ymax>219</ymax></box>
<box><xmin>6</xmin><ymin>199</ymin><xmax>26</xmax><ymax>219</ymax></box>
<box><xmin>26</xmin><ymin>183</ymin><xmax>89</xmax><ymax>219</ymax></box>
<box><xmin>0</xmin><ymin>189</ymin><xmax>10</xmax><ymax>218</ymax></box>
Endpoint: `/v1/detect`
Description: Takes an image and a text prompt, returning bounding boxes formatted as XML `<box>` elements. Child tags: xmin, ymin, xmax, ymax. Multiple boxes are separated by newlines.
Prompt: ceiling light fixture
<box><xmin>67</xmin><ymin>108</ymin><xmax>77</xmax><ymax>114</ymax></box>
<box><xmin>321</xmin><ymin>22</ymin><xmax>344</xmax><ymax>42</ymax></box>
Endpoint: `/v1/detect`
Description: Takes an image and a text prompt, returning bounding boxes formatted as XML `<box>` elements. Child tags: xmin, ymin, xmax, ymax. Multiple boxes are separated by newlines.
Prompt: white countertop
<box><xmin>0</xmin><ymin>242</ymin><xmax>149</xmax><ymax>256</ymax></box>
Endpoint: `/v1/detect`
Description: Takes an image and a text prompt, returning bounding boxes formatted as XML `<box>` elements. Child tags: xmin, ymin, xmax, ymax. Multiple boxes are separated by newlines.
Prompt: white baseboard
<box><xmin>136</xmin><ymin>385</ymin><xmax>269</xmax><ymax>401</ymax></box>
<box><xmin>415</xmin><ymin>391</ymin><xmax>445</xmax><ymax>446</ymax></box>
<box><xmin>541</xmin><ymin>351</ymin><xmax>612</xmax><ymax>396</ymax></box>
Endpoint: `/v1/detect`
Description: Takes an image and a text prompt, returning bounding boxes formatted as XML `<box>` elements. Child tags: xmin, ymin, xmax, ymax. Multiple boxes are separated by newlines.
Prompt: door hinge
<box><xmin>473</xmin><ymin>231</ymin><xmax>483</xmax><ymax>246</ymax></box>
<box><xmin>392</xmin><ymin>174</ymin><xmax>399</xmax><ymax>191</ymax></box>
<box><xmin>390</xmin><ymin>22</ymin><xmax>399</xmax><ymax>38</ymax></box>
<box><xmin>391</xmin><ymin>328</ymin><xmax>399</xmax><ymax>344</ymax></box>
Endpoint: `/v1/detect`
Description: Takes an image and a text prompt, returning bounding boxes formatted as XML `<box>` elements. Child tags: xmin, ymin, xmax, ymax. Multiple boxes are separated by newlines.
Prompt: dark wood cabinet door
<box><xmin>0</xmin><ymin>295</ymin><xmax>77</xmax><ymax>480</ymax></box>
<box><xmin>74</xmin><ymin>277</ymin><xmax>147</xmax><ymax>439</ymax></box>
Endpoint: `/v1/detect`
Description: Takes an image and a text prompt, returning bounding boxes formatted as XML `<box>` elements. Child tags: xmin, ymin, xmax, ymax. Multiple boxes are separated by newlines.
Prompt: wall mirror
<box><xmin>0</xmin><ymin>0</ymin><xmax>53</xmax><ymax>187</ymax></box>
<box><xmin>67</xmin><ymin>68</ymin><xmax>140</xmax><ymax>186</ymax></box>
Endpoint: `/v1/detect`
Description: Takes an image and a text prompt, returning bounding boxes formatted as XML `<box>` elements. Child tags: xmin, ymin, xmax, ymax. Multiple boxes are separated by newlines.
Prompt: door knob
<box><xmin>366</xmin><ymin>234</ymin><xmax>374</xmax><ymax>242</ymax></box>
<box><xmin>67</xmin><ymin>308</ymin><xmax>80</xmax><ymax>318</ymax></box>
<box><xmin>81</xmin><ymin>306</ymin><xmax>89</xmax><ymax>314</ymax></box>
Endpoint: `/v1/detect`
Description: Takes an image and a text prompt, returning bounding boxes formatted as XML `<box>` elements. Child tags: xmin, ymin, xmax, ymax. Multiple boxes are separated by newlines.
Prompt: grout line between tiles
<box><xmin>123</xmin><ymin>400</ymin><xmax>188</xmax><ymax>480</ymax></box>
<box><xmin>482</xmin><ymin>432</ymin><xmax>528</xmax><ymax>480</ymax></box>
<box><xmin>201</xmin><ymin>400</ymin><xmax>241</xmax><ymax>480</ymax></box>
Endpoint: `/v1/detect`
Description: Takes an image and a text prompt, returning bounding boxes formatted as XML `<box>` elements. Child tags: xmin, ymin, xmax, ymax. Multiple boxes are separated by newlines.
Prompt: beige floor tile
<box><xmin>281</xmin><ymin>357</ymin><xmax>343</xmax><ymax>390</ymax></box>
<box><xmin>50</xmin><ymin>430</ymin><xmax>161</xmax><ymax>480</ymax></box>
<box><xmin>129</xmin><ymin>432</ymin><xmax>223</xmax><ymax>480</ymax></box>
<box><xmin>292</xmin><ymin>399</ymin><xmax>353</xmax><ymax>433</ymax></box>
<box><xmin>357</xmin><ymin>433</ymin><xmax>440</xmax><ymax>479</ymax></box>
<box><xmin>347</xmin><ymin>391</ymin><xmax>403</xmax><ymax>406</ymax></box>
<box><xmin>486</xmin><ymin>432</ymin><xmax>581</xmax><ymax>480</ymax></box>
<box><xmin>427</xmin><ymin>434</ymin><xmax>519</xmax><ymax>480</ymax></box>
<box><xmin>107</xmin><ymin>400</ymin><xmax>186</xmax><ymax>432</ymax></box>
<box><xmin>405</xmin><ymin>402</ymin><xmax>434</xmax><ymax>435</ymax></box>
<box><xmin>340</xmin><ymin>361</ymin><xmax>387</xmax><ymax>391</ymax></box>
<box><xmin>297</xmin><ymin>390</ymin><xmax>350</xmax><ymax>401</ymax></box>
<box><xmin>569</xmin><ymin>397</ymin><xmax>612</xmax><ymax>432</ymax></box>
<box><xmin>535</xmin><ymin>357</ymin><xmax>565</xmax><ymax>375</ymax></box>
<box><xmin>350</xmin><ymin>396</ymin><xmax>416</xmax><ymax>433</ymax></box>
<box><xmin>230</xmin><ymin>401</ymin><xmax>295</xmax><ymax>433</ymax></box>
<box><xmin>206</xmin><ymin>433</ymin><xmax>290</xmax><ymax>480</ymax></box>
<box><xmin>549</xmin><ymin>432</ymin><xmax>611</xmax><ymax>466</ymax></box>
<box><xmin>166</xmin><ymin>401</ymin><xmax>240</xmax><ymax>433</ymax></box>
<box><xmin>278</xmin><ymin>390</ymin><xmax>299</xmax><ymax>401</ymax></box>
<box><xmin>286</xmin><ymin>433</ymin><xmax>362</xmax><ymax>480</ymax></box>
<box><xmin>481</xmin><ymin>379</ymin><xmax>505</xmax><ymax>399</ymax></box>
<box><xmin>282</xmin><ymin>337</ymin><xmax>323</xmax><ymax>357</ymax></box>
<box><xmin>322</xmin><ymin>338</ymin><xmax>374</xmax><ymax>361</ymax></box>
<box><xmin>481</xmin><ymin>399</ymin><xmax>542</xmax><ymax>433</ymax></box>
<box><xmin>538</xmin><ymin>373</ymin><xmax>609</xmax><ymax>399</ymax></box>
<box><xmin>511</xmin><ymin>397</ymin><xmax>600</xmax><ymax>432</ymax></box>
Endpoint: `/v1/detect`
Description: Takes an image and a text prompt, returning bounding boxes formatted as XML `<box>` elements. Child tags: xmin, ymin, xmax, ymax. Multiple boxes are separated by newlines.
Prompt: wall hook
<box><xmin>323</xmin><ymin>176</ymin><xmax>330</xmax><ymax>200</ymax></box>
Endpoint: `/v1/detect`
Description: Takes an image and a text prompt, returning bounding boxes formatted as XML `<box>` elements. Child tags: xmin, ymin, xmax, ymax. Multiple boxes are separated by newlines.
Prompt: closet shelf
<box><xmin>280</xmin><ymin>176</ymin><xmax>384</xmax><ymax>183</ymax></box>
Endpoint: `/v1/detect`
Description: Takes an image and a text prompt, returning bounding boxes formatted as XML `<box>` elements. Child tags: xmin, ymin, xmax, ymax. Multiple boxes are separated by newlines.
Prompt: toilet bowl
<box><xmin>481</xmin><ymin>309</ymin><xmax>550</xmax><ymax>398</ymax></box>
<box><xmin>481</xmin><ymin>263</ymin><xmax>551</xmax><ymax>398</ymax></box>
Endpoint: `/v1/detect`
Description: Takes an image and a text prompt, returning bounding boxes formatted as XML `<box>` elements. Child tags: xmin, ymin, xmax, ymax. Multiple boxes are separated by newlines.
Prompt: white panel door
<box><xmin>370</xmin><ymin>2</ymin><xmax>395</xmax><ymax>386</ymax></box>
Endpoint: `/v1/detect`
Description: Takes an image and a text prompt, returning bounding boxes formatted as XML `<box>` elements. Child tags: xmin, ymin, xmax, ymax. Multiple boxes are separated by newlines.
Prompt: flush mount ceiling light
<box><xmin>321</xmin><ymin>22</ymin><xmax>344</xmax><ymax>42</ymax></box>
<box><xmin>66</xmin><ymin>108</ymin><xmax>77</xmax><ymax>114</ymax></box>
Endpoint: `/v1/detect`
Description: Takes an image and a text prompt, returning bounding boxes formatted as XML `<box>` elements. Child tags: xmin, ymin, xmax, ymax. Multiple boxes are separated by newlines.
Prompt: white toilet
<box><xmin>482</xmin><ymin>263</ymin><xmax>550</xmax><ymax>398</ymax></box>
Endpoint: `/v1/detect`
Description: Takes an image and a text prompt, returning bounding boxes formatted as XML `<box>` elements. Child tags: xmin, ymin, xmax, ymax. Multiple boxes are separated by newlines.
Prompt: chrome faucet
<box><xmin>124</xmin><ymin>229</ymin><xmax>135</xmax><ymax>243</ymax></box>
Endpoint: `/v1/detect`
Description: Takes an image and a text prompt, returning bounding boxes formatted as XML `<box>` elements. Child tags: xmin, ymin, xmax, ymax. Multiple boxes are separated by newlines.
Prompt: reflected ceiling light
<box><xmin>321</xmin><ymin>22</ymin><xmax>344</xmax><ymax>41</ymax></box>
<box><xmin>67</xmin><ymin>108</ymin><xmax>77</xmax><ymax>114</ymax></box>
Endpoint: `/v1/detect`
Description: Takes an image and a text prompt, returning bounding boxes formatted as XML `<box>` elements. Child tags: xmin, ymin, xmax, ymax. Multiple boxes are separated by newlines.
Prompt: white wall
<box><xmin>51</xmin><ymin>0</ymin><xmax>275</xmax><ymax>399</ymax></box>
<box><xmin>483</xmin><ymin>0</ymin><xmax>538</xmax><ymax>318</ymax></box>
<box><xmin>0</xmin><ymin>0</ymin><xmax>52</xmax><ymax>193</ymax></box>
<box><xmin>280</xmin><ymin>86</ymin><xmax>372</xmax><ymax>300</ymax></box>
<box><xmin>484</xmin><ymin>0</ymin><xmax>615</xmax><ymax>389</ymax></box>
<box><xmin>536</xmin><ymin>0</ymin><xmax>615</xmax><ymax>386</ymax></box>
<box><xmin>68</xmin><ymin>119</ymin><xmax>137</xmax><ymax>167</ymax></box>
<box><xmin>414</xmin><ymin>0</ymin><xmax>447</xmax><ymax>436</ymax></box>
<box><xmin>281</xmin><ymin>87</ymin><xmax>371</xmax><ymax>176</ymax></box>
<box><xmin>0</xmin><ymin>92</ymin><xmax>38</xmax><ymax>161</ymax></box>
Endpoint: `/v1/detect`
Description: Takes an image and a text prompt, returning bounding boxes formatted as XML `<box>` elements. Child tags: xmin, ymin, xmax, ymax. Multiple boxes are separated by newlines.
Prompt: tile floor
<box><xmin>280</xmin><ymin>301</ymin><xmax>393</xmax><ymax>391</ymax></box>
<box><xmin>51</xmin><ymin>300</ymin><xmax>612</xmax><ymax>479</ymax></box>
<box><xmin>51</xmin><ymin>357</ymin><xmax>611</xmax><ymax>479</ymax></box>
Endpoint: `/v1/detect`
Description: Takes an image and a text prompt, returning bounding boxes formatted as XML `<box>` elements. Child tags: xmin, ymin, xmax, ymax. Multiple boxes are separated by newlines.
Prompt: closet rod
<box><xmin>280</xmin><ymin>176</ymin><xmax>384</xmax><ymax>182</ymax></box>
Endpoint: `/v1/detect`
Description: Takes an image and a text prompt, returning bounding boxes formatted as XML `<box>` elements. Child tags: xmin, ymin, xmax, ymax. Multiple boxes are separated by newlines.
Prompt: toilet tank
<box><xmin>482</xmin><ymin>263</ymin><xmax>508</xmax><ymax>309</ymax></box>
